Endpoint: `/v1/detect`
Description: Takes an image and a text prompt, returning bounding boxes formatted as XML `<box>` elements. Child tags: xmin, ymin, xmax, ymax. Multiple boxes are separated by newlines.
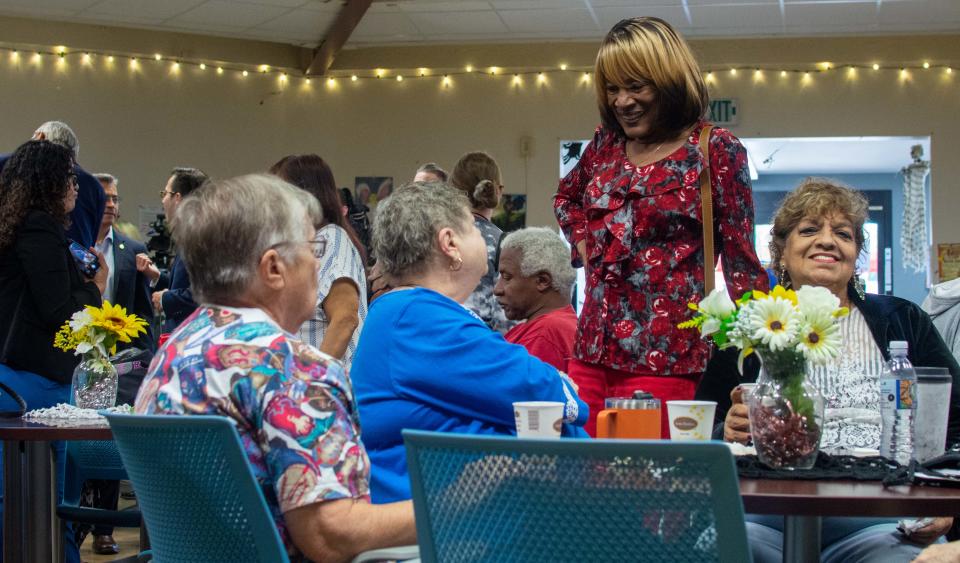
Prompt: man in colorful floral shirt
<box><xmin>135</xmin><ymin>174</ymin><xmax>415</xmax><ymax>562</ymax></box>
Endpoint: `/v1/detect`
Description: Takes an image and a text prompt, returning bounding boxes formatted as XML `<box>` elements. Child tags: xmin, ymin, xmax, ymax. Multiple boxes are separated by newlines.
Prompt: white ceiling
<box><xmin>741</xmin><ymin>136</ymin><xmax>931</xmax><ymax>176</ymax></box>
<box><xmin>0</xmin><ymin>0</ymin><xmax>958</xmax><ymax>48</ymax></box>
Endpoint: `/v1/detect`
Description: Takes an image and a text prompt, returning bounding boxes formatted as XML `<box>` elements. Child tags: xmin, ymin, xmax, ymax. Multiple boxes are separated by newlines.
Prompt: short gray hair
<box><xmin>35</xmin><ymin>121</ymin><xmax>79</xmax><ymax>156</ymax></box>
<box><xmin>500</xmin><ymin>227</ymin><xmax>576</xmax><ymax>297</ymax></box>
<box><xmin>373</xmin><ymin>181</ymin><xmax>472</xmax><ymax>278</ymax></box>
<box><xmin>171</xmin><ymin>174</ymin><xmax>321</xmax><ymax>303</ymax></box>
<box><xmin>93</xmin><ymin>173</ymin><xmax>117</xmax><ymax>186</ymax></box>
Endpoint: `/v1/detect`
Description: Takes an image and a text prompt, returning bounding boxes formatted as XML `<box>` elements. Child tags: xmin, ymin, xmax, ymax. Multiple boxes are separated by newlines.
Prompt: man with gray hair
<box><xmin>0</xmin><ymin>121</ymin><xmax>106</xmax><ymax>248</ymax></box>
<box><xmin>494</xmin><ymin>227</ymin><xmax>578</xmax><ymax>372</ymax></box>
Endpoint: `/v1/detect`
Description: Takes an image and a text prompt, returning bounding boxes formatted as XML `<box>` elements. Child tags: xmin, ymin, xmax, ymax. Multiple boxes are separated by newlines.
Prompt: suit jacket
<box><xmin>159</xmin><ymin>254</ymin><xmax>196</xmax><ymax>332</ymax></box>
<box><xmin>0</xmin><ymin>154</ymin><xmax>105</xmax><ymax>249</ymax></box>
<box><xmin>0</xmin><ymin>211</ymin><xmax>102</xmax><ymax>384</ymax></box>
<box><xmin>110</xmin><ymin>232</ymin><xmax>156</xmax><ymax>353</ymax></box>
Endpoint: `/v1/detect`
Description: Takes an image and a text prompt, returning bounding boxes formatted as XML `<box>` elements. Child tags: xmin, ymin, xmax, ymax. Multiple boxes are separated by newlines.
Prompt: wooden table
<box><xmin>0</xmin><ymin>417</ymin><xmax>112</xmax><ymax>563</ymax></box>
<box><xmin>740</xmin><ymin>477</ymin><xmax>960</xmax><ymax>563</ymax></box>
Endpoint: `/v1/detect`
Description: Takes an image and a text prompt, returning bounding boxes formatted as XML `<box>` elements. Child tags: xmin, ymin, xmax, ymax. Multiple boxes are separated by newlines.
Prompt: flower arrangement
<box><xmin>680</xmin><ymin>285</ymin><xmax>848</xmax><ymax>468</ymax></box>
<box><xmin>54</xmin><ymin>301</ymin><xmax>148</xmax><ymax>369</ymax></box>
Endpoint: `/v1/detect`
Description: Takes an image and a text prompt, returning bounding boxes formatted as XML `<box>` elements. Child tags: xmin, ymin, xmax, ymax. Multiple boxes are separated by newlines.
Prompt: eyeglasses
<box><xmin>105</xmin><ymin>195</ymin><xmax>121</xmax><ymax>204</ymax></box>
<box><xmin>159</xmin><ymin>189</ymin><xmax>176</xmax><ymax>199</ymax></box>
<box><xmin>268</xmin><ymin>239</ymin><xmax>327</xmax><ymax>261</ymax></box>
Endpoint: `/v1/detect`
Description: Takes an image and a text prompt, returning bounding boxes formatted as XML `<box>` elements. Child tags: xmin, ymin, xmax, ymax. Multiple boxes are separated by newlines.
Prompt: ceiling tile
<box><xmin>253</xmin><ymin>7</ymin><xmax>335</xmax><ymax>35</ymax></box>
<box><xmin>398</xmin><ymin>1</ymin><xmax>492</xmax><ymax>12</ymax></box>
<box><xmin>83</xmin><ymin>0</ymin><xmax>206</xmax><ymax>20</ymax></box>
<box><xmin>498</xmin><ymin>8</ymin><xmax>599</xmax><ymax>34</ymax></box>
<box><xmin>878</xmin><ymin>0</ymin><xmax>960</xmax><ymax>26</ymax></box>
<box><xmin>491</xmin><ymin>0</ymin><xmax>584</xmax><ymax>8</ymax></box>
<box><xmin>688</xmin><ymin>4</ymin><xmax>782</xmax><ymax>30</ymax></box>
<box><xmin>351</xmin><ymin>12</ymin><xmax>421</xmax><ymax>38</ymax></box>
<box><xmin>594</xmin><ymin>6</ymin><xmax>689</xmax><ymax>29</ymax></box>
<box><xmin>237</xmin><ymin>0</ymin><xmax>310</xmax><ymax>7</ymax></box>
<box><xmin>783</xmin><ymin>1</ymin><xmax>877</xmax><ymax>29</ymax></box>
<box><xmin>0</xmin><ymin>0</ymin><xmax>98</xmax><ymax>16</ymax></box>
<box><xmin>169</xmin><ymin>0</ymin><xmax>292</xmax><ymax>28</ymax></box>
<box><xmin>406</xmin><ymin>10</ymin><xmax>508</xmax><ymax>35</ymax></box>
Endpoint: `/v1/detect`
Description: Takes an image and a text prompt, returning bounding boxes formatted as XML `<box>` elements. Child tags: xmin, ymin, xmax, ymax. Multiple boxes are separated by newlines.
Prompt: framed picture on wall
<box><xmin>354</xmin><ymin>176</ymin><xmax>393</xmax><ymax>209</ymax></box>
<box><xmin>492</xmin><ymin>194</ymin><xmax>526</xmax><ymax>233</ymax></box>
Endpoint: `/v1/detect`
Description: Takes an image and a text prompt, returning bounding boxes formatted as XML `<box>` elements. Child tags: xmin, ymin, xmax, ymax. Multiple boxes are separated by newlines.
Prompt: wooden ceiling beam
<box><xmin>304</xmin><ymin>0</ymin><xmax>373</xmax><ymax>76</ymax></box>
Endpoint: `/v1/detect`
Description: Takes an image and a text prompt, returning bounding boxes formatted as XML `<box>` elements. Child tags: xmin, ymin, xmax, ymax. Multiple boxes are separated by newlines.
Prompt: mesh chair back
<box><xmin>404</xmin><ymin>431</ymin><xmax>751</xmax><ymax>563</ymax></box>
<box><xmin>62</xmin><ymin>439</ymin><xmax>128</xmax><ymax>506</ymax></box>
<box><xmin>105</xmin><ymin>414</ymin><xmax>289</xmax><ymax>563</ymax></box>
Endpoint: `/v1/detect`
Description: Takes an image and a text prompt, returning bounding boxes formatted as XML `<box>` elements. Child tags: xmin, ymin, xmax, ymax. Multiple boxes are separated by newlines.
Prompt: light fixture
<box><xmin>923</xmin><ymin>61</ymin><xmax>930</xmax><ymax>69</ymax></box>
<box><xmin>872</xmin><ymin>63</ymin><xmax>880</xmax><ymax>70</ymax></box>
<box><xmin>442</xmin><ymin>75</ymin><xmax>451</xmax><ymax>87</ymax></box>
<box><xmin>106</xmin><ymin>55</ymin><xmax>114</xmax><ymax>63</ymax></box>
<box><xmin>780</xmin><ymin>70</ymin><xmax>787</xmax><ymax>77</ymax></box>
<box><xmin>280</xmin><ymin>73</ymin><xmax>287</xmax><ymax>82</ymax></box>
<box><xmin>465</xmin><ymin>65</ymin><xmax>473</xmax><ymax>72</ymax></box>
<box><xmin>130</xmin><ymin>58</ymin><xmax>138</xmax><ymax>69</ymax></box>
<box><xmin>259</xmin><ymin>64</ymin><xmax>269</xmax><ymax>73</ymax></box>
<box><xmin>560</xmin><ymin>63</ymin><xmax>568</xmax><ymax>71</ymax></box>
<box><xmin>396</xmin><ymin>74</ymin><xmax>403</xmax><ymax>81</ymax></box>
<box><xmin>537</xmin><ymin>72</ymin><xmax>546</xmax><ymax>83</ymax></box>
<box><xmin>351</xmin><ymin>74</ymin><xmax>358</xmax><ymax>81</ymax></box>
<box><xmin>242</xmin><ymin>70</ymin><xmax>248</xmax><ymax>77</ymax></box>
<box><xmin>730</xmin><ymin>68</ymin><xmax>737</xmax><ymax>76</ymax></box>
<box><xmin>200</xmin><ymin>63</ymin><xmax>206</xmax><ymax>70</ymax></box>
<box><xmin>217</xmin><ymin>66</ymin><xmax>224</xmax><ymax>74</ymax></box>
<box><xmin>154</xmin><ymin>53</ymin><xmax>162</xmax><ymax>61</ymax></box>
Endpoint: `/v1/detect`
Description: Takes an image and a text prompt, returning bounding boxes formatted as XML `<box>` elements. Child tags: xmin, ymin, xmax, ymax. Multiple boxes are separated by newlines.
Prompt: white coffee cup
<box><xmin>666</xmin><ymin>400</ymin><xmax>717</xmax><ymax>441</ymax></box>
<box><xmin>513</xmin><ymin>401</ymin><xmax>564</xmax><ymax>439</ymax></box>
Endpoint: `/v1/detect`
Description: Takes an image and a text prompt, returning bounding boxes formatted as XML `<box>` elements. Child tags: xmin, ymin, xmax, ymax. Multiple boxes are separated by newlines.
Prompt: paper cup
<box><xmin>666</xmin><ymin>400</ymin><xmax>717</xmax><ymax>440</ymax></box>
<box><xmin>915</xmin><ymin>367</ymin><xmax>953</xmax><ymax>462</ymax></box>
<box><xmin>513</xmin><ymin>401</ymin><xmax>564</xmax><ymax>438</ymax></box>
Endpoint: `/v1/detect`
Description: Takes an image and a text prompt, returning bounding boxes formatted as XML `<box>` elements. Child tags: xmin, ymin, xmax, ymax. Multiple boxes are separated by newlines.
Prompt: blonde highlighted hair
<box><xmin>594</xmin><ymin>17</ymin><xmax>708</xmax><ymax>142</ymax></box>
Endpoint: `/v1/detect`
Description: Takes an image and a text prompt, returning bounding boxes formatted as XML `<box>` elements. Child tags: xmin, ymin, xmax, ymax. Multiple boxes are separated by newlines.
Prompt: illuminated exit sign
<box><xmin>709</xmin><ymin>98</ymin><xmax>739</xmax><ymax>125</ymax></box>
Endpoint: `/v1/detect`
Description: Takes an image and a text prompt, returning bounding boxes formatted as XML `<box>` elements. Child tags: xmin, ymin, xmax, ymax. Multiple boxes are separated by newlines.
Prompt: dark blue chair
<box><xmin>404</xmin><ymin>430</ymin><xmax>751</xmax><ymax>563</ymax></box>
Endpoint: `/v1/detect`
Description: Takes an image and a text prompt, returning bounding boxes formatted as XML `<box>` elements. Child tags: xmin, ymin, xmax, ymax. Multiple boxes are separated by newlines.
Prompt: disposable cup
<box><xmin>513</xmin><ymin>401</ymin><xmax>564</xmax><ymax>438</ymax></box>
<box><xmin>914</xmin><ymin>367</ymin><xmax>953</xmax><ymax>462</ymax></box>
<box><xmin>666</xmin><ymin>400</ymin><xmax>717</xmax><ymax>440</ymax></box>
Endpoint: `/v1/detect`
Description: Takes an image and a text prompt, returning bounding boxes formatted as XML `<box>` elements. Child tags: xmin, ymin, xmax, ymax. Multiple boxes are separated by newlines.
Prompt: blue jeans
<box><xmin>0</xmin><ymin>364</ymin><xmax>78</xmax><ymax>563</ymax></box>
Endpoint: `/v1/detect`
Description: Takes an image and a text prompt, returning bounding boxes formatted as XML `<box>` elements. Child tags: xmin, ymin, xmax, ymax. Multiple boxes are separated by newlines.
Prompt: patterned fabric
<box><xmin>463</xmin><ymin>215</ymin><xmax>515</xmax><ymax>334</ymax></box>
<box><xmin>298</xmin><ymin>223</ymin><xmax>368</xmax><ymax>369</ymax></box>
<box><xmin>809</xmin><ymin>306</ymin><xmax>886</xmax><ymax>452</ymax></box>
<box><xmin>135</xmin><ymin>306</ymin><xmax>370</xmax><ymax>560</ymax></box>
<box><xmin>900</xmin><ymin>160</ymin><xmax>930</xmax><ymax>274</ymax></box>
<box><xmin>554</xmin><ymin>122</ymin><xmax>767</xmax><ymax>376</ymax></box>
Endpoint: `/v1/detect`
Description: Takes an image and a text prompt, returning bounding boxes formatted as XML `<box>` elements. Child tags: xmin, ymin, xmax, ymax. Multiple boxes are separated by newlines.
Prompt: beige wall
<box><xmin>1</xmin><ymin>17</ymin><xmax>959</xmax><ymax>264</ymax></box>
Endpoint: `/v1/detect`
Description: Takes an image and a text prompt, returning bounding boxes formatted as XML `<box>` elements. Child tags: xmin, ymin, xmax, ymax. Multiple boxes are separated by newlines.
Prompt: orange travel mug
<box><xmin>596</xmin><ymin>391</ymin><xmax>661</xmax><ymax>439</ymax></box>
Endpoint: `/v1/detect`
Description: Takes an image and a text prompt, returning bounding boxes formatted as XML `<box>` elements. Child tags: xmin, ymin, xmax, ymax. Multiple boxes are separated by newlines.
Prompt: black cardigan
<box><xmin>0</xmin><ymin>211</ymin><xmax>102</xmax><ymax>384</ymax></box>
<box><xmin>694</xmin><ymin>287</ymin><xmax>960</xmax><ymax>448</ymax></box>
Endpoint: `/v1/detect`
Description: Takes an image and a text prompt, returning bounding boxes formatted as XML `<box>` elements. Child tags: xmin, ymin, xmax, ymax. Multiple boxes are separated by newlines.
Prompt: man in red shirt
<box><xmin>494</xmin><ymin>227</ymin><xmax>578</xmax><ymax>372</ymax></box>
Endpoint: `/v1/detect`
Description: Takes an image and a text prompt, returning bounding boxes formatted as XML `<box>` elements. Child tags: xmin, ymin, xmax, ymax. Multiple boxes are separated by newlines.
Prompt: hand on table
<box><xmin>723</xmin><ymin>385</ymin><xmax>751</xmax><ymax>444</ymax></box>
<box><xmin>912</xmin><ymin>538</ymin><xmax>960</xmax><ymax>562</ymax></box>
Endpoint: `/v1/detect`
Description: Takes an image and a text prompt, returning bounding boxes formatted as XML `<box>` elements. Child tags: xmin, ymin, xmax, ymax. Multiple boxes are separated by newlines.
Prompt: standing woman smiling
<box><xmin>554</xmin><ymin>17</ymin><xmax>767</xmax><ymax>437</ymax></box>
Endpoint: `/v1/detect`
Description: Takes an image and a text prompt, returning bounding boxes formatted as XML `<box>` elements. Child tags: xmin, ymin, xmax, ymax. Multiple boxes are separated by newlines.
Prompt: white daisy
<box><xmin>747</xmin><ymin>297</ymin><xmax>801</xmax><ymax>352</ymax></box>
<box><xmin>796</xmin><ymin>311</ymin><xmax>843</xmax><ymax>364</ymax></box>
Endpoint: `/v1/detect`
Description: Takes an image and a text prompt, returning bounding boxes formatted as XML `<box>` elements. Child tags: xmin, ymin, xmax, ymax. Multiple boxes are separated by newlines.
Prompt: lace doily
<box><xmin>23</xmin><ymin>403</ymin><xmax>132</xmax><ymax>420</ymax></box>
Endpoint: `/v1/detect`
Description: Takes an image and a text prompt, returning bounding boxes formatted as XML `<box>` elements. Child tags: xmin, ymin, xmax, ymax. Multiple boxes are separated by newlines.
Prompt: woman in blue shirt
<box><xmin>352</xmin><ymin>182</ymin><xmax>588</xmax><ymax>504</ymax></box>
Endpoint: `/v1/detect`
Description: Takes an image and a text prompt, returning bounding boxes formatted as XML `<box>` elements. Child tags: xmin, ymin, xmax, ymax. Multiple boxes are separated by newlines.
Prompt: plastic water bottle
<box><xmin>879</xmin><ymin>341</ymin><xmax>917</xmax><ymax>465</ymax></box>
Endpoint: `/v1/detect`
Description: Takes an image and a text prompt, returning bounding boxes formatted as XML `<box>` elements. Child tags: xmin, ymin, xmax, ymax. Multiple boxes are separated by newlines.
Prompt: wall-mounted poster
<box><xmin>560</xmin><ymin>140</ymin><xmax>590</xmax><ymax>178</ymax></box>
<box><xmin>492</xmin><ymin>194</ymin><xmax>526</xmax><ymax>233</ymax></box>
<box><xmin>354</xmin><ymin>177</ymin><xmax>393</xmax><ymax>209</ymax></box>
<box><xmin>937</xmin><ymin>243</ymin><xmax>960</xmax><ymax>282</ymax></box>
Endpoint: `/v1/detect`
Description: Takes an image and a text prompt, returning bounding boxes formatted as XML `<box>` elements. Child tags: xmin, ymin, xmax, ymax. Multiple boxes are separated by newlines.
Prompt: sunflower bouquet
<box><xmin>680</xmin><ymin>285</ymin><xmax>848</xmax><ymax>468</ymax></box>
<box><xmin>54</xmin><ymin>301</ymin><xmax>148</xmax><ymax>371</ymax></box>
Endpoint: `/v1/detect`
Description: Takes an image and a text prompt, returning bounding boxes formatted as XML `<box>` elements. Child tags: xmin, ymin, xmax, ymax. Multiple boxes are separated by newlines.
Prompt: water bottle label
<box><xmin>880</xmin><ymin>378</ymin><xmax>914</xmax><ymax>409</ymax></box>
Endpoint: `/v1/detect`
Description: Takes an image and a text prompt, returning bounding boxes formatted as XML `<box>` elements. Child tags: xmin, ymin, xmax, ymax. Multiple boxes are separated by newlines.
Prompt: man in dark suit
<box><xmin>150</xmin><ymin>167</ymin><xmax>208</xmax><ymax>333</ymax></box>
<box><xmin>0</xmin><ymin>121</ymin><xmax>105</xmax><ymax>249</ymax></box>
<box><xmin>85</xmin><ymin>173</ymin><xmax>156</xmax><ymax>555</ymax></box>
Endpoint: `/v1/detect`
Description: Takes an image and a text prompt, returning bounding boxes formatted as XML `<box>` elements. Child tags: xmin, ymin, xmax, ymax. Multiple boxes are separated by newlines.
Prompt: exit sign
<box><xmin>709</xmin><ymin>98</ymin><xmax>739</xmax><ymax>125</ymax></box>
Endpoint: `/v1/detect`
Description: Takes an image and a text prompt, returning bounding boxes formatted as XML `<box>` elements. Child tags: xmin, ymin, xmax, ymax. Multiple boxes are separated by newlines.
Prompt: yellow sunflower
<box><xmin>86</xmin><ymin>301</ymin><xmax>148</xmax><ymax>343</ymax></box>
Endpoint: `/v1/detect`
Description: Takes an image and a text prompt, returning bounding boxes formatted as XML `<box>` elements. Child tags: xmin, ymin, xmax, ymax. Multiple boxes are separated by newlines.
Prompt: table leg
<box><xmin>3</xmin><ymin>439</ymin><xmax>24</xmax><ymax>563</ymax></box>
<box><xmin>783</xmin><ymin>515</ymin><xmax>822</xmax><ymax>563</ymax></box>
<box><xmin>24</xmin><ymin>440</ymin><xmax>54</xmax><ymax>563</ymax></box>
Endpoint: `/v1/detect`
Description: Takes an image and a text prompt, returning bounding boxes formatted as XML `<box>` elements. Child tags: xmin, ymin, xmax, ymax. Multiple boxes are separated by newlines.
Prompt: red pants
<box><xmin>568</xmin><ymin>359</ymin><xmax>699</xmax><ymax>438</ymax></box>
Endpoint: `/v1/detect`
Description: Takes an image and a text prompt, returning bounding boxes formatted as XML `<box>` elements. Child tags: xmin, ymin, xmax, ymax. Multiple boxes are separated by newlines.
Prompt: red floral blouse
<box><xmin>554</xmin><ymin>122</ymin><xmax>768</xmax><ymax>376</ymax></box>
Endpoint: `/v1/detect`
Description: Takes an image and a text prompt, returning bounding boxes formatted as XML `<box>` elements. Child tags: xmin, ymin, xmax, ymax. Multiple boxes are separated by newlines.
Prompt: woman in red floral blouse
<box><xmin>554</xmin><ymin>16</ymin><xmax>768</xmax><ymax>437</ymax></box>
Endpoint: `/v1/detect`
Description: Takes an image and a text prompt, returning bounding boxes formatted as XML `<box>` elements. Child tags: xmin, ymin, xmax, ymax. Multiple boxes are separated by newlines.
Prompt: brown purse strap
<box><xmin>699</xmin><ymin>124</ymin><xmax>715</xmax><ymax>295</ymax></box>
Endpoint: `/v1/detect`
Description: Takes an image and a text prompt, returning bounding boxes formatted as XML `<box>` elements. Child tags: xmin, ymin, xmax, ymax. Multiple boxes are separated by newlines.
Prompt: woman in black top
<box><xmin>0</xmin><ymin>140</ymin><xmax>107</xmax><ymax>401</ymax></box>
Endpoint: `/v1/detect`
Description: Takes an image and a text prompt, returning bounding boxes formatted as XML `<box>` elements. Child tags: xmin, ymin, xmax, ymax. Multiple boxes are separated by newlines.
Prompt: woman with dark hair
<box><xmin>270</xmin><ymin>154</ymin><xmax>367</xmax><ymax>368</ymax></box>
<box><xmin>554</xmin><ymin>16</ymin><xmax>767</xmax><ymax>437</ymax></box>
<box><xmin>0</xmin><ymin>140</ymin><xmax>107</xmax><ymax>562</ymax></box>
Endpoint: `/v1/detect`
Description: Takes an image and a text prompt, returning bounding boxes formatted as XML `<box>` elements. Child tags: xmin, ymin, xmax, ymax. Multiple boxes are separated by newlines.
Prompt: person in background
<box><xmin>271</xmin><ymin>154</ymin><xmax>368</xmax><ymax>368</ymax></box>
<box><xmin>0</xmin><ymin>121</ymin><xmax>105</xmax><ymax>249</ymax></box>
<box><xmin>923</xmin><ymin>277</ymin><xmax>960</xmax><ymax>364</ymax></box>
<box><xmin>494</xmin><ymin>227</ymin><xmax>578</xmax><ymax>373</ymax></box>
<box><xmin>554</xmin><ymin>16</ymin><xmax>767</xmax><ymax>437</ymax></box>
<box><xmin>0</xmin><ymin>140</ymin><xmax>108</xmax><ymax>563</ymax></box>
<box><xmin>413</xmin><ymin>162</ymin><xmax>448</xmax><ymax>183</ymax></box>
<box><xmin>135</xmin><ymin>174</ymin><xmax>415</xmax><ymax>562</ymax></box>
<box><xmin>449</xmin><ymin>151</ymin><xmax>515</xmax><ymax>333</ymax></box>
<box><xmin>695</xmin><ymin>178</ymin><xmax>958</xmax><ymax>562</ymax></box>
<box><xmin>352</xmin><ymin>183</ymin><xmax>588</xmax><ymax>505</ymax></box>
<box><xmin>149</xmin><ymin>167</ymin><xmax>208</xmax><ymax>333</ymax></box>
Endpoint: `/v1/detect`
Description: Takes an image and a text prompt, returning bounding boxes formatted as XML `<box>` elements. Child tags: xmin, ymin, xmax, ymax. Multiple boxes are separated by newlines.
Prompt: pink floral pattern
<box><xmin>554</xmin><ymin>121</ymin><xmax>767</xmax><ymax>375</ymax></box>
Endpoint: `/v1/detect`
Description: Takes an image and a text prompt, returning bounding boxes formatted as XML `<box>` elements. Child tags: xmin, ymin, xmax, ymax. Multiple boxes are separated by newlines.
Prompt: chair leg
<box><xmin>54</xmin><ymin>517</ymin><xmax>65</xmax><ymax>563</ymax></box>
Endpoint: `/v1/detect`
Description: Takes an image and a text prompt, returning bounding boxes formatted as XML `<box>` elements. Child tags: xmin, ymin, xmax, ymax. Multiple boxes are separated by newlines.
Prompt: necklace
<box><xmin>628</xmin><ymin>140</ymin><xmax>665</xmax><ymax>164</ymax></box>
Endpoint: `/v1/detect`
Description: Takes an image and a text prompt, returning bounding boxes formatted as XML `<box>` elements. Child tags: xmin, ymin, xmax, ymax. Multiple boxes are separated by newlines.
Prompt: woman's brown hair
<box><xmin>450</xmin><ymin>151</ymin><xmax>501</xmax><ymax>211</ymax></box>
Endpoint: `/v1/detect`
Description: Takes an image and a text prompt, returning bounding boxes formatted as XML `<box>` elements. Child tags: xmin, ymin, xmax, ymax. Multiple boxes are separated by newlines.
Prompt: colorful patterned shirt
<box><xmin>135</xmin><ymin>306</ymin><xmax>370</xmax><ymax>560</ymax></box>
<box><xmin>554</xmin><ymin>122</ymin><xmax>767</xmax><ymax>376</ymax></box>
<box><xmin>298</xmin><ymin>223</ymin><xmax>368</xmax><ymax>369</ymax></box>
<box><xmin>463</xmin><ymin>215</ymin><xmax>515</xmax><ymax>334</ymax></box>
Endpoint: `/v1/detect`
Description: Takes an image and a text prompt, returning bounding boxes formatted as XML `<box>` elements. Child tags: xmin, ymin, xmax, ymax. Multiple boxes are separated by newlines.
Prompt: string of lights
<box><xmin>1</xmin><ymin>45</ymin><xmax>954</xmax><ymax>89</ymax></box>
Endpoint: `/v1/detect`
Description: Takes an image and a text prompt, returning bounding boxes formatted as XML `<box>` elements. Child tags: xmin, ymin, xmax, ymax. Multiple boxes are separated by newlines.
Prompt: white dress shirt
<box><xmin>96</xmin><ymin>227</ymin><xmax>116</xmax><ymax>304</ymax></box>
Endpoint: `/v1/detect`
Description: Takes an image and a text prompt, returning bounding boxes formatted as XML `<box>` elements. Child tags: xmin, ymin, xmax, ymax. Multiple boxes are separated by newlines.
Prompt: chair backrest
<box><xmin>105</xmin><ymin>414</ymin><xmax>289</xmax><ymax>563</ymax></box>
<box><xmin>62</xmin><ymin>439</ymin><xmax>128</xmax><ymax>506</ymax></box>
<box><xmin>404</xmin><ymin>431</ymin><xmax>751</xmax><ymax>563</ymax></box>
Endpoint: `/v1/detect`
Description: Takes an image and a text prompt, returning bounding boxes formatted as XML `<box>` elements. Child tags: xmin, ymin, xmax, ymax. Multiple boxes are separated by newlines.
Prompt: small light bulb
<box><xmin>305</xmin><ymin>77</ymin><xmax>311</xmax><ymax>84</ymax></box>
<box><xmin>900</xmin><ymin>68</ymin><xmax>908</xmax><ymax>78</ymax></box>
<box><xmin>872</xmin><ymin>63</ymin><xmax>880</xmax><ymax>70</ymax></box>
<box><xmin>560</xmin><ymin>64</ymin><xmax>568</xmax><ymax>71</ymax></box>
<box><xmin>418</xmin><ymin>67</ymin><xmax>427</xmax><ymax>77</ymax></box>
<box><xmin>465</xmin><ymin>65</ymin><xmax>473</xmax><ymax>72</ymax></box>
<box><xmin>82</xmin><ymin>53</ymin><xmax>91</xmax><ymax>64</ymax></box>
<box><xmin>242</xmin><ymin>70</ymin><xmax>248</xmax><ymax>77</ymax></box>
<box><xmin>200</xmin><ymin>63</ymin><xmax>206</xmax><ymax>70</ymax></box>
<box><xmin>259</xmin><ymin>64</ymin><xmax>269</xmax><ymax>73</ymax></box>
<box><xmin>327</xmin><ymin>77</ymin><xmax>336</xmax><ymax>87</ymax></box>
<box><xmin>56</xmin><ymin>46</ymin><xmax>66</xmax><ymax>55</ymax></box>
<box><xmin>154</xmin><ymin>53</ymin><xmax>162</xmax><ymax>61</ymax></box>
<box><xmin>32</xmin><ymin>52</ymin><xmax>41</xmax><ymax>63</ymax></box>
<box><xmin>107</xmin><ymin>55</ymin><xmax>114</xmax><ymax>63</ymax></box>
<box><xmin>581</xmin><ymin>72</ymin><xmax>590</xmax><ymax>83</ymax></box>
<box><xmin>706</xmin><ymin>71</ymin><xmax>714</xmax><ymax>80</ymax></box>
<box><xmin>489</xmin><ymin>66</ymin><xmax>499</xmax><ymax>75</ymax></box>
<box><xmin>172</xmin><ymin>61</ymin><xmax>180</xmax><ymax>70</ymax></box>
<box><xmin>754</xmin><ymin>69</ymin><xmax>762</xmax><ymax>79</ymax></box>
<box><xmin>512</xmin><ymin>74</ymin><xmax>521</xmax><ymax>85</ymax></box>
<box><xmin>217</xmin><ymin>66</ymin><xmax>224</xmax><ymax>74</ymax></box>
<box><xmin>130</xmin><ymin>58</ymin><xmax>138</xmax><ymax>69</ymax></box>
<box><xmin>396</xmin><ymin>74</ymin><xmax>403</xmax><ymax>81</ymax></box>
<box><xmin>280</xmin><ymin>73</ymin><xmax>287</xmax><ymax>82</ymax></box>
<box><xmin>947</xmin><ymin>67</ymin><xmax>954</xmax><ymax>74</ymax></box>
<box><xmin>730</xmin><ymin>68</ymin><xmax>737</xmax><ymax>76</ymax></box>
<box><xmin>442</xmin><ymin>75</ymin><xmax>451</xmax><ymax>87</ymax></box>
<box><xmin>923</xmin><ymin>61</ymin><xmax>930</xmax><ymax>69</ymax></box>
<box><xmin>351</xmin><ymin>74</ymin><xmax>358</xmax><ymax>81</ymax></box>
<box><xmin>10</xmin><ymin>50</ymin><xmax>18</xmax><ymax>61</ymax></box>
<box><xmin>537</xmin><ymin>72</ymin><xmax>546</xmax><ymax>83</ymax></box>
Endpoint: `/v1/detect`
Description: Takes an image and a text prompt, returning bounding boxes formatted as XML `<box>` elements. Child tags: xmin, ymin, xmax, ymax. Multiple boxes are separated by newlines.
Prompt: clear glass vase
<box><xmin>747</xmin><ymin>350</ymin><xmax>824</xmax><ymax>470</ymax></box>
<box><xmin>72</xmin><ymin>355</ymin><xmax>118</xmax><ymax>409</ymax></box>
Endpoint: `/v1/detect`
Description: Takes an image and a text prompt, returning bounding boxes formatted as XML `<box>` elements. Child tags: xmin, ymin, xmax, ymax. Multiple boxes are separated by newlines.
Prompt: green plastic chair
<box><xmin>404</xmin><ymin>430</ymin><xmax>751</xmax><ymax>563</ymax></box>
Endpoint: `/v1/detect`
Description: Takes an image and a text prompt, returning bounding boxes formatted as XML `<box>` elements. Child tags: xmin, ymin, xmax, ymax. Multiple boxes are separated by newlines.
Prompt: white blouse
<box><xmin>807</xmin><ymin>305</ymin><xmax>887</xmax><ymax>452</ymax></box>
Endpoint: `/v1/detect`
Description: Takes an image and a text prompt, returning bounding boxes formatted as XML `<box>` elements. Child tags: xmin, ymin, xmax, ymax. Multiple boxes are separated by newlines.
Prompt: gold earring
<box><xmin>450</xmin><ymin>256</ymin><xmax>463</xmax><ymax>271</ymax></box>
<box><xmin>779</xmin><ymin>262</ymin><xmax>789</xmax><ymax>288</ymax></box>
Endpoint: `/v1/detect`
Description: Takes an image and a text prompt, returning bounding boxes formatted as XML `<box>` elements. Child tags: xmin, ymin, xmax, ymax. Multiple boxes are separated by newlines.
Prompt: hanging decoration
<box><xmin>901</xmin><ymin>145</ymin><xmax>932</xmax><ymax>274</ymax></box>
